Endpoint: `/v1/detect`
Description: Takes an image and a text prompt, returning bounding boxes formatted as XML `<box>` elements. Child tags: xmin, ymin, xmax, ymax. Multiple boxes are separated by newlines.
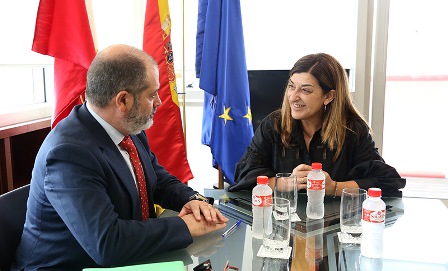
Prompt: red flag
<box><xmin>32</xmin><ymin>0</ymin><xmax>96</xmax><ymax>128</ymax></box>
<box><xmin>143</xmin><ymin>0</ymin><xmax>193</xmax><ymax>183</ymax></box>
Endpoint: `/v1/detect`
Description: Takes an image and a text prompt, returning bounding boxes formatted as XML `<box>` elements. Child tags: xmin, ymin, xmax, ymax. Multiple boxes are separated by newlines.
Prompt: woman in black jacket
<box><xmin>229</xmin><ymin>53</ymin><xmax>405</xmax><ymax>197</ymax></box>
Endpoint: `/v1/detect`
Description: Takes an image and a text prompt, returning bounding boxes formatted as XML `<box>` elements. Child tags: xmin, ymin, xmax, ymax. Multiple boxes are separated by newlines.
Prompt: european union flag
<box><xmin>196</xmin><ymin>0</ymin><xmax>254</xmax><ymax>184</ymax></box>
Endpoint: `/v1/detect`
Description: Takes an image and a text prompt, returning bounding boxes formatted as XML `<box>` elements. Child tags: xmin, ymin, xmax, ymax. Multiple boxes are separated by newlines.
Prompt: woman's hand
<box><xmin>293</xmin><ymin>164</ymin><xmax>337</xmax><ymax>195</ymax></box>
<box><xmin>292</xmin><ymin>164</ymin><xmax>312</xmax><ymax>190</ymax></box>
<box><xmin>323</xmin><ymin>170</ymin><xmax>337</xmax><ymax>195</ymax></box>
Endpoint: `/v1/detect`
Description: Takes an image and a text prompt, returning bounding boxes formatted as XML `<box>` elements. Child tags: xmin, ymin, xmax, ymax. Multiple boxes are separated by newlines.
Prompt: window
<box><xmin>0</xmin><ymin>66</ymin><xmax>52</xmax><ymax>110</ymax></box>
<box><xmin>0</xmin><ymin>0</ymin><xmax>53</xmax><ymax>126</ymax></box>
<box><xmin>382</xmin><ymin>0</ymin><xmax>448</xmax><ymax>176</ymax></box>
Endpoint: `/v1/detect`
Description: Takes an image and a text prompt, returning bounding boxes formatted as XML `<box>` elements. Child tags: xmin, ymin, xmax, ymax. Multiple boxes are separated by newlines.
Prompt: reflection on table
<box><xmin>154</xmin><ymin>189</ymin><xmax>448</xmax><ymax>271</ymax></box>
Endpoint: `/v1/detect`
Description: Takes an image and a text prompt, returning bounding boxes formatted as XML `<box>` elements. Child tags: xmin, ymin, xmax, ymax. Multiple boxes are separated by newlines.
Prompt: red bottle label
<box><xmin>252</xmin><ymin>194</ymin><xmax>272</xmax><ymax>207</ymax></box>
<box><xmin>363</xmin><ymin>209</ymin><xmax>385</xmax><ymax>223</ymax></box>
<box><xmin>307</xmin><ymin>179</ymin><xmax>325</xmax><ymax>190</ymax></box>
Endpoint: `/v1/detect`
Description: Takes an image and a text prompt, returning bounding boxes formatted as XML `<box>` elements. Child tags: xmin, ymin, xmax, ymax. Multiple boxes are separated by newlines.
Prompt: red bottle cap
<box><xmin>257</xmin><ymin>176</ymin><xmax>269</xmax><ymax>184</ymax></box>
<box><xmin>311</xmin><ymin>162</ymin><xmax>322</xmax><ymax>170</ymax></box>
<box><xmin>368</xmin><ymin>188</ymin><xmax>382</xmax><ymax>197</ymax></box>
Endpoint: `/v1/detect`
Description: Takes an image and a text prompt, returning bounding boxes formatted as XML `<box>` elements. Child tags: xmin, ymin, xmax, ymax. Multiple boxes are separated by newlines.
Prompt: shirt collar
<box><xmin>86</xmin><ymin>102</ymin><xmax>125</xmax><ymax>146</ymax></box>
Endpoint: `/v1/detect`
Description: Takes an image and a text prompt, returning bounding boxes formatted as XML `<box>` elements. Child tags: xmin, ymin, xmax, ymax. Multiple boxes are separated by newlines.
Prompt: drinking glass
<box><xmin>340</xmin><ymin>188</ymin><xmax>367</xmax><ymax>243</ymax></box>
<box><xmin>262</xmin><ymin>258</ymin><xmax>290</xmax><ymax>271</ymax></box>
<box><xmin>263</xmin><ymin>197</ymin><xmax>291</xmax><ymax>252</ymax></box>
<box><xmin>305</xmin><ymin>218</ymin><xmax>324</xmax><ymax>266</ymax></box>
<box><xmin>338</xmin><ymin>242</ymin><xmax>361</xmax><ymax>271</ymax></box>
<box><xmin>275</xmin><ymin>173</ymin><xmax>297</xmax><ymax>214</ymax></box>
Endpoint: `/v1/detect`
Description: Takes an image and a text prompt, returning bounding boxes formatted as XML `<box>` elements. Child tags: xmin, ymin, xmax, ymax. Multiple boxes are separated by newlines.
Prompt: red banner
<box><xmin>32</xmin><ymin>0</ymin><xmax>96</xmax><ymax>128</ymax></box>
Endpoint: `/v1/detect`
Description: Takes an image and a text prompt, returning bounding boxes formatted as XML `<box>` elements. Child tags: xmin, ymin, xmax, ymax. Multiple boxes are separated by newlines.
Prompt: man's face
<box><xmin>122</xmin><ymin>66</ymin><xmax>161</xmax><ymax>135</ymax></box>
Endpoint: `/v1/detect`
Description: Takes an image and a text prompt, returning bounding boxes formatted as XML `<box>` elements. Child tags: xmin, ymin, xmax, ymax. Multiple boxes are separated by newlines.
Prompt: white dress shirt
<box><xmin>86</xmin><ymin>102</ymin><xmax>138</xmax><ymax>189</ymax></box>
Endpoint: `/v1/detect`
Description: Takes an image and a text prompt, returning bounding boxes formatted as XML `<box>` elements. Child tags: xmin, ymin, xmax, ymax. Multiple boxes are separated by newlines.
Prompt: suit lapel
<box><xmin>103</xmin><ymin>148</ymin><xmax>143</xmax><ymax>219</ymax></box>
<box><xmin>78</xmin><ymin>104</ymin><xmax>143</xmax><ymax>219</ymax></box>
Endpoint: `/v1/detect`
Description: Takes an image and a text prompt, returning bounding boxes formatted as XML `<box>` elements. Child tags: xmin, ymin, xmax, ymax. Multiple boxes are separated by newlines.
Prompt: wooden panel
<box><xmin>11</xmin><ymin>128</ymin><xmax>50</xmax><ymax>189</ymax></box>
<box><xmin>0</xmin><ymin>118</ymin><xmax>51</xmax><ymax>139</ymax></box>
<box><xmin>3</xmin><ymin>138</ymin><xmax>13</xmax><ymax>191</ymax></box>
<box><xmin>0</xmin><ymin>118</ymin><xmax>51</xmax><ymax>194</ymax></box>
<box><xmin>0</xmin><ymin>139</ymin><xmax>7</xmax><ymax>194</ymax></box>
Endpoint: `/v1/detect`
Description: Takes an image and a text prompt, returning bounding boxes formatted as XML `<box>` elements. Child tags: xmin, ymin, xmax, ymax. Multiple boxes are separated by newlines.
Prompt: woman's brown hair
<box><xmin>279</xmin><ymin>53</ymin><xmax>368</xmax><ymax>160</ymax></box>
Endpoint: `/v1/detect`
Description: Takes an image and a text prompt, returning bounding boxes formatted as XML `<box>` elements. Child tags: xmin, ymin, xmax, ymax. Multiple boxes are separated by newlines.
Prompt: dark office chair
<box><xmin>248</xmin><ymin>70</ymin><xmax>289</xmax><ymax>132</ymax></box>
<box><xmin>0</xmin><ymin>184</ymin><xmax>30</xmax><ymax>271</ymax></box>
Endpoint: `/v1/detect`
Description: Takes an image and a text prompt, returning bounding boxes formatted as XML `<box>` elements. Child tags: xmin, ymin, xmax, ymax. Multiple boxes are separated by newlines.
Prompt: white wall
<box><xmin>2</xmin><ymin>0</ymin><xmax>448</xmax><ymax>185</ymax></box>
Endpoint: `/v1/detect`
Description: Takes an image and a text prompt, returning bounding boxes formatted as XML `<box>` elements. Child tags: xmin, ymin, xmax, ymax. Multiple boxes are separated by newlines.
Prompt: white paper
<box><xmin>290</xmin><ymin>212</ymin><xmax>301</xmax><ymax>222</ymax></box>
<box><xmin>337</xmin><ymin>231</ymin><xmax>362</xmax><ymax>244</ymax></box>
<box><xmin>257</xmin><ymin>245</ymin><xmax>292</xmax><ymax>259</ymax></box>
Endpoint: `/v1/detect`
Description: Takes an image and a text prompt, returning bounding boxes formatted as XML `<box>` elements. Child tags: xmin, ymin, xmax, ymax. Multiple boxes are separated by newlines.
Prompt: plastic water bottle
<box><xmin>305</xmin><ymin>218</ymin><xmax>324</xmax><ymax>269</ymax></box>
<box><xmin>361</xmin><ymin>188</ymin><xmax>386</xmax><ymax>258</ymax></box>
<box><xmin>360</xmin><ymin>255</ymin><xmax>383</xmax><ymax>271</ymax></box>
<box><xmin>252</xmin><ymin>176</ymin><xmax>273</xmax><ymax>239</ymax></box>
<box><xmin>306</xmin><ymin>162</ymin><xmax>325</xmax><ymax>219</ymax></box>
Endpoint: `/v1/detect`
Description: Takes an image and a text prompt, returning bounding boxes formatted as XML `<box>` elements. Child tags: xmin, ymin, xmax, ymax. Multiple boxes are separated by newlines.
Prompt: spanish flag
<box><xmin>143</xmin><ymin>0</ymin><xmax>193</xmax><ymax>184</ymax></box>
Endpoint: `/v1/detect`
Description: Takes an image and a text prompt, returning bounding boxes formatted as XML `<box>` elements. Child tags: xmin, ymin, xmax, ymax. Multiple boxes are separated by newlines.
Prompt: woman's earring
<box><xmin>324</xmin><ymin>105</ymin><xmax>327</xmax><ymax>112</ymax></box>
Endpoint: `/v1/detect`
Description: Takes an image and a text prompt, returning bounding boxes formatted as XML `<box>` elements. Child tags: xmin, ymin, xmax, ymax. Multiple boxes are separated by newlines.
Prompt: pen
<box><xmin>222</xmin><ymin>220</ymin><xmax>243</xmax><ymax>239</ymax></box>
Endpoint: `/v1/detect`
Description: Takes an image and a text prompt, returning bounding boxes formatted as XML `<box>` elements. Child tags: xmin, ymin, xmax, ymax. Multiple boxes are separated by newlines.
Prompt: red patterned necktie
<box><xmin>119</xmin><ymin>136</ymin><xmax>150</xmax><ymax>221</ymax></box>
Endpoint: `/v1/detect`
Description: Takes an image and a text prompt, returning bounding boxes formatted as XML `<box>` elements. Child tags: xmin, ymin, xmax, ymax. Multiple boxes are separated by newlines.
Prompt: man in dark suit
<box><xmin>12</xmin><ymin>44</ymin><xmax>228</xmax><ymax>270</ymax></box>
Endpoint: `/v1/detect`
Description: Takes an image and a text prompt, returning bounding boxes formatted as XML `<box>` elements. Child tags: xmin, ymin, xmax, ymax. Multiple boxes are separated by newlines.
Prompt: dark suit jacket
<box><xmin>12</xmin><ymin>104</ymin><xmax>197</xmax><ymax>270</ymax></box>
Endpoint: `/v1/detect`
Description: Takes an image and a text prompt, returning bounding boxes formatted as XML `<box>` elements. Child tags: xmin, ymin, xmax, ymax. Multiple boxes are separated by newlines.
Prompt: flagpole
<box><xmin>181</xmin><ymin>0</ymin><xmax>188</xmax><ymax>151</ymax></box>
<box><xmin>85</xmin><ymin>0</ymin><xmax>98</xmax><ymax>51</ymax></box>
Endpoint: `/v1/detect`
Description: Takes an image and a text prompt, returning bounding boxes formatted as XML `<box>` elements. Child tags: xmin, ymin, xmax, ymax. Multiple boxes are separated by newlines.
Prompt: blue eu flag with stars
<box><xmin>196</xmin><ymin>0</ymin><xmax>253</xmax><ymax>184</ymax></box>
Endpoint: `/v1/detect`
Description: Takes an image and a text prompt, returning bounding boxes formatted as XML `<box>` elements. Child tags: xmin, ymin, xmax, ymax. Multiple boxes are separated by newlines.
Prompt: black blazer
<box><xmin>230</xmin><ymin>111</ymin><xmax>405</xmax><ymax>197</ymax></box>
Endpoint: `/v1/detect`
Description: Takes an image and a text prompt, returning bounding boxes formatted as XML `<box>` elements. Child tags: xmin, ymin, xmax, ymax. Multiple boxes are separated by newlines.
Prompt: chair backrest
<box><xmin>0</xmin><ymin>184</ymin><xmax>30</xmax><ymax>271</ymax></box>
<box><xmin>248</xmin><ymin>70</ymin><xmax>289</xmax><ymax>132</ymax></box>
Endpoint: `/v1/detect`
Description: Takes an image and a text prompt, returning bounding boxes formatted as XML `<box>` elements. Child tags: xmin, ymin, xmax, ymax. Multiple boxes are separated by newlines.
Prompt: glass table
<box><xmin>154</xmin><ymin>189</ymin><xmax>448</xmax><ymax>270</ymax></box>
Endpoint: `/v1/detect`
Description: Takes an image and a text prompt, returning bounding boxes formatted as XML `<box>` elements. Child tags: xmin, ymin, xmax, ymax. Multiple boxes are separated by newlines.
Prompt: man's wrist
<box><xmin>188</xmin><ymin>193</ymin><xmax>209</xmax><ymax>203</ymax></box>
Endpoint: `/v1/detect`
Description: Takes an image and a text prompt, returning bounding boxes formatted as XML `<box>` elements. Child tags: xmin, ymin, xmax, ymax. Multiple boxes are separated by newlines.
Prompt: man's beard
<box><xmin>122</xmin><ymin>101</ymin><xmax>156</xmax><ymax>135</ymax></box>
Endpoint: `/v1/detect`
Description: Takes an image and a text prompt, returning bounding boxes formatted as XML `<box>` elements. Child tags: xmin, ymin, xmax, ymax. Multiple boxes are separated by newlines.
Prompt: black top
<box><xmin>229</xmin><ymin>111</ymin><xmax>405</xmax><ymax>197</ymax></box>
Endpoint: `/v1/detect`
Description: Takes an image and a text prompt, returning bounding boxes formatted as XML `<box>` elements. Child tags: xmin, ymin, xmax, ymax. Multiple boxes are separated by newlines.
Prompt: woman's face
<box><xmin>287</xmin><ymin>72</ymin><xmax>331</xmax><ymax>124</ymax></box>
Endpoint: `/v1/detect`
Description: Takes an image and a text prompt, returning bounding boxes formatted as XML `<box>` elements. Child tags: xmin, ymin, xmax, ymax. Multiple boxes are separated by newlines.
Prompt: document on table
<box><xmin>82</xmin><ymin>260</ymin><xmax>184</xmax><ymax>271</ymax></box>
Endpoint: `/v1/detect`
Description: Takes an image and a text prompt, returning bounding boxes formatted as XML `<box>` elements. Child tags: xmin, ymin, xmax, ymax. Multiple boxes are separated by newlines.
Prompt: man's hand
<box><xmin>180</xmin><ymin>213</ymin><xmax>227</xmax><ymax>238</ymax></box>
<box><xmin>178</xmin><ymin>200</ymin><xmax>228</xmax><ymax>224</ymax></box>
<box><xmin>178</xmin><ymin>200</ymin><xmax>228</xmax><ymax>238</ymax></box>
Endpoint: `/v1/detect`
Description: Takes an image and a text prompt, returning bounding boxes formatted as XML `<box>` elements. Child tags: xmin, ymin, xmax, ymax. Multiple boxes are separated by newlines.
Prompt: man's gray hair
<box><xmin>86</xmin><ymin>46</ymin><xmax>157</xmax><ymax>107</ymax></box>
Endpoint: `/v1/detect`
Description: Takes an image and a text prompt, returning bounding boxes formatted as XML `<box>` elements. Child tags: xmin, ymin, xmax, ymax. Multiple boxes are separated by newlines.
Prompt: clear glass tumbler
<box><xmin>263</xmin><ymin>197</ymin><xmax>291</xmax><ymax>253</ymax></box>
<box><xmin>340</xmin><ymin>188</ymin><xmax>367</xmax><ymax>243</ymax></box>
<box><xmin>275</xmin><ymin>173</ymin><xmax>297</xmax><ymax>214</ymax></box>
